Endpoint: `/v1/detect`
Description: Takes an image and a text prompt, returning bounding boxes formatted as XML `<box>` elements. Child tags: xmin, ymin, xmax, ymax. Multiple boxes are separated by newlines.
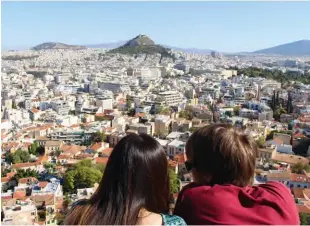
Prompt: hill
<box><xmin>253</xmin><ymin>40</ymin><xmax>310</xmax><ymax>56</ymax></box>
<box><xmin>32</xmin><ymin>42</ymin><xmax>87</xmax><ymax>51</ymax></box>
<box><xmin>107</xmin><ymin>35</ymin><xmax>174</xmax><ymax>59</ymax></box>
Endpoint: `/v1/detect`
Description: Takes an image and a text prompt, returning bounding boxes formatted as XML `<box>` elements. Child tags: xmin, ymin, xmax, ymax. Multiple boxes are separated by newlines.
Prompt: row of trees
<box><xmin>233</xmin><ymin>67</ymin><xmax>310</xmax><ymax>85</ymax></box>
<box><xmin>63</xmin><ymin>159</ymin><xmax>181</xmax><ymax>195</ymax></box>
<box><xmin>5</xmin><ymin>142</ymin><xmax>45</xmax><ymax>164</ymax></box>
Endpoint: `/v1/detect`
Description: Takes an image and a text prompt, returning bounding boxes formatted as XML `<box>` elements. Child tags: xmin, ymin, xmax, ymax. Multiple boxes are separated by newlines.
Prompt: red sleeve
<box><xmin>259</xmin><ymin>182</ymin><xmax>294</xmax><ymax>203</ymax></box>
<box><xmin>259</xmin><ymin>182</ymin><xmax>299</xmax><ymax>225</ymax></box>
<box><xmin>174</xmin><ymin>183</ymin><xmax>197</xmax><ymax>223</ymax></box>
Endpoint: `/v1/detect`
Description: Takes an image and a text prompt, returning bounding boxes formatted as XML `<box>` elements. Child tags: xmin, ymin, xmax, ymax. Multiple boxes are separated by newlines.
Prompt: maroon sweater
<box><xmin>174</xmin><ymin>182</ymin><xmax>299</xmax><ymax>225</ymax></box>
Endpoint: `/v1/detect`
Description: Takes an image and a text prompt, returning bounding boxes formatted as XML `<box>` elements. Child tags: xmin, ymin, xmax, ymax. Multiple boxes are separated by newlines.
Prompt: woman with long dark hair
<box><xmin>65</xmin><ymin>133</ymin><xmax>186</xmax><ymax>225</ymax></box>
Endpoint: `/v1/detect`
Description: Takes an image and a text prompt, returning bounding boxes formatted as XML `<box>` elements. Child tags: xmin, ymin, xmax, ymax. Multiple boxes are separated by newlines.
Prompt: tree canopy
<box><xmin>292</xmin><ymin>162</ymin><xmax>310</xmax><ymax>174</ymax></box>
<box><xmin>6</xmin><ymin>149</ymin><xmax>31</xmax><ymax>164</ymax></box>
<box><xmin>169</xmin><ymin>168</ymin><xmax>180</xmax><ymax>194</ymax></box>
<box><xmin>63</xmin><ymin>159</ymin><xmax>104</xmax><ymax>194</ymax></box>
<box><xmin>233</xmin><ymin>67</ymin><xmax>310</xmax><ymax>85</ymax></box>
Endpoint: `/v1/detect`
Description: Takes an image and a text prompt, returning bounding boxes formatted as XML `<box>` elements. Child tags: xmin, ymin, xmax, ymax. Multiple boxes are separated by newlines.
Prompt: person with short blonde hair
<box><xmin>175</xmin><ymin>123</ymin><xmax>299</xmax><ymax>225</ymax></box>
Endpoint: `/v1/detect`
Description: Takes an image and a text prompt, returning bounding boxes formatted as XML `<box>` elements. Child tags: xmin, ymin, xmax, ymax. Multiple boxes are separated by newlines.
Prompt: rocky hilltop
<box><xmin>107</xmin><ymin>34</ymin><xmax>175</xmax><ymax>61</ymax></box>
<box><xmin>32</xmin><ymin>42</ymin><xmax>87</xmax><ymax>51</ymax></box>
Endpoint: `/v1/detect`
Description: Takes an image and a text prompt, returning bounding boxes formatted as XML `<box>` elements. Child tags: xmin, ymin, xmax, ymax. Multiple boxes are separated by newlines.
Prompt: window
<box><xmin>297</xmin><ymin>185</ymin><xmax>301</xmax><ymax>188</ymax></box>
<box><xmin>290</xmin><ymin>184</ymin><xmax>293</xmax><ymax>188</ymax></box>
<box><xmin>305</xmin><ymin>186</ymin><xmax>308</xmax><ymax>188</ymax></box>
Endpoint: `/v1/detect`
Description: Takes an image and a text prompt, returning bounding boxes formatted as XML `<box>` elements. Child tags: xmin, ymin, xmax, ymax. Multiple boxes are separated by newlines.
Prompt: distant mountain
<box><xmin>253</xmin><ymin>40</ymin><xmax>310</xmax><ymax>56</ymax></box>
<box><xmin>107</xmin><ymin>34</ymin><xmax>174</xmax><ymax>60</ymax></box>
<box><xmin>32</xmin><ymin>42</ymin><xmax>86</xmax><ymax>51</ymax></box>
<box><xmin>87</xmin><ymin>40</ymin><xmax>214</xmax><ymax>54</ymax></box>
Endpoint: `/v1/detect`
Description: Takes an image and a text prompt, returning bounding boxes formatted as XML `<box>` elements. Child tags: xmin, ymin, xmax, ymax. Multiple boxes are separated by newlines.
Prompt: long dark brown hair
<box><xmin>65</xmin><ymin>133</ymin><xmax>170</xmax><ymax>225</ymax></box>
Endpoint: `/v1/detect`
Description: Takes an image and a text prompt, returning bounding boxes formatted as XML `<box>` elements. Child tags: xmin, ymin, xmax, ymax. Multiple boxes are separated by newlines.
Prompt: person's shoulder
<box><xmin>179</xmin><ymin>182</ymin><xmax>211</xmax><ymax>198</ymax></box>
<box><xmin>71</xmin><ymin>199</ymin><xmax>89</xmax><ymax>209</ymax></box>
<box><xmin>257</xmin><ymin>181</ymin><xmax>293</xmax><ymax>203</ymax></box>
<box><xmin>161</xmin><ymin>214</ymin><xmax>187</xmax><ymax>225</ymax></box>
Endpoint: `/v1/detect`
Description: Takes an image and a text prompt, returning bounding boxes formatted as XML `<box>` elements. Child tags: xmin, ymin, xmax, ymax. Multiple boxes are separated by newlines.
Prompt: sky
<box><xmin>2</xmin><ymin>1</ymin><xmax>310</xmax><ymax>52</ymax></box>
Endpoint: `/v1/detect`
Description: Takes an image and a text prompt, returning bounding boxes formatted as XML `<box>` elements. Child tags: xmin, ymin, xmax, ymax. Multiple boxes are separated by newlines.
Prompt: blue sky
<box><xmin>2</xmin><ymin>1</ymin><xmax>310</xmax><ymax>52</ymax></box>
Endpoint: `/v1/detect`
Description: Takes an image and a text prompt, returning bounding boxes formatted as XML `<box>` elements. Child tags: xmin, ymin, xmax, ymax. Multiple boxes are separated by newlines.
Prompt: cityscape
<box><xmin>1</xmin><ymin>1</ymin><xmax>310</xmax><ymax>225</ymax></box>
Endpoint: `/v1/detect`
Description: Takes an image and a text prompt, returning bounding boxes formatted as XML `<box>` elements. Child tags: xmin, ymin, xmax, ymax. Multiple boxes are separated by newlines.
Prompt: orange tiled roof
<box><xmin>95</xmin><ymin>157</ymin><xmax>109</xmax><ymax>165</ymax></box>
<box><xmin>293</xmin><ymin>188</ymin><xmax>305</xmax><ymax>199</ymax></box>
<box><xmin>18</xmin><ymin>177</ymin><xmax>39</xmax><ymax>184</ymax></box>
<box><xmin>13</xmin><ymin>190</ymin><xmax>26</xmax><ymax>199</ymax></box>
<box><xmin>7</xmin><ymin>172</ymin><xmax>16</xmax><ymax>178</ymax></box>
<box><xmin>173</xmin><ymin>153</ymin><xmax>186</xmax><ymax>164</ymax></box>
<box><xmin>12</xmin><ymin>162</ymin><xmax>40</xmax><ymax>169</ymax></box>
<box><xmin>36</xmin><ymin>155</ymin><xmax>49</xmax><ymax>163</ymax></box>
<box><xmin>58</xmin><ymin>154</ymin><xmax>71</xmax><ymax>160</ymax></box>
<box><xmin>1</xmin><ymin>177</ymin><xmax>10</xmax><ymax>183</ymax></box>
<box><xmin>31</xmin><ymin>108</ymin><xmax>40</xmax><ymax>113</ymax></box>
<box><xmin>102</xmin><ymin>148</ymin><xmax>113</xmax><ymax>156</ymax></box>
<box><xmin>294</xmin><ymin>133</ymin><xmax>307</xmax><ymax>139</ymax></box>
<box><xmin>290</xmin><ymin>173</ymin><xmax>310</xmax><ymax>183</ymax></box>
<box><xmin>62</xmin><ymin>144</ymin><xmax>85</xmax><ymax>154</ymax></box>
<box><xmin>89</xmin><ymin>142</ymin><xmax>103</xmax><ymax>152</ymax></box>
<box><xmin>38</xmin><ymin>181</ymin><xmax>49</xmax><ymax>188</ymax></box>
<box><xmin>303</xmin><ymin>189</ymin><xmax>310</xmax><ymax>199</ymax></box>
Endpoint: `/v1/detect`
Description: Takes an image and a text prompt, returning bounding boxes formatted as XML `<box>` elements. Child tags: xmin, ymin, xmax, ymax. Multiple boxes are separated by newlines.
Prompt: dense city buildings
<box><xmin>1</xmin><ymin>35</ymin><xmax>310</xmax><ymax>225</ymax></box>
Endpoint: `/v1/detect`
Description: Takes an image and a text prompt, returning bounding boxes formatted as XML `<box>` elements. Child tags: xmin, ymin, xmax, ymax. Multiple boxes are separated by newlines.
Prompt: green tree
<box><xmin>95</xmin><ymin>163</ymin><xmax>106</xmax><ymax>172</ymax></box>
<box><xmin>292</xmin><ymin>163</ymin><xmax>310</xmax><ymax>174</ymax></box>
<box><xmin>12</xmin><ymin>101</ymin><xmax>17</xmax><ymax>109</ymax></box>
<box><xmin>299</xmin><ymin>213</ymin><xmax>308</xmax><ymax>225</ymax></box>
<box><xmin>63</xmin><ymin>170</ymin><xmax>76</xmax><ymax>193</ymax></box>
<box><xmin>169</xmin><ymin>168</ymin><xmax>180</xmax><ymax>194</ymax></box>
<box><xmin>1</xmin><ymin>168</ymin><xmax>11</xmax><ymax>177</ymax></box>
<box><xmin>225</xmin><ymin>111</ymin><xmax>232</xmax><ymax>117</ymax></box>
<box><xmin>13</xmin><ymin>168</ymin><xmax>39</xmax><ymax>180</ymax></box>
<box><xmin>63</xmin><ymin>160</ymin><xmax>103</xmax><ymax>194</ymax></box>
<box><xmin>256</xmin><ymin>136</ymin><xmax>266</xmax><ymax>148</ymax></box>
<box><xmin>179</xmin><ymin>106</ymin><xmax>194</xmax><ymax>120</ymax></box>
<box><xmin>92</xmin><ymin>131</ymin><xmax>107</xmax><ymax>143</ymax></box>
<box><xmin>6</xmin><ymin>149</ymin><xmax>31</xmax><ymax>164</ymax></box>
<box><xmin>44</xmin><ymin>162</ymin><xmax>56</xmax><ymax>174</ymax></box>
<box><xmin>28</xmin><ymin>141</ymin><xmax>41</xmax><ymax>156</ymax></box>
<box><xmin>74</xmin><ymin>166</ymin><xmax>102</xmax><ymax>190</ymax></box>
<box><xmin>233</xmin><ymin>106</ymin><xmax>240</xmax><ymax>116</ymax></box>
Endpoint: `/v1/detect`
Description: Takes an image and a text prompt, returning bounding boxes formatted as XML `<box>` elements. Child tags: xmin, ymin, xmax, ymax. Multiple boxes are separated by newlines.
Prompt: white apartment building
<box><xmin>98</xmin><ymin>82</ymin><xmax>131</xmax><ymax>94</ymax></box>
<box><xmin>167</xmin><ymin>139</ymin><xmax>186</xmax><ymax>157</ymax></box>
<box><xmin>258</xmin><ymin>111</ymin><xmax>273</xmax><ymax>121</ymax></box>
<box><xmin>129</xmin><ymin>123</ymin><xmax>153</xmax><ymax>135</ymax></box>
<box><xmin>2</xmin><ymin>200</ymin><xmax>37</xmax><ymax>225</ymax></box>
<box><xmin>51</xmin><ymin>100</ymin><xmax>70</xmax><ymax>115</ymax></box>
<box><xmin>96</xmin><ymin>97</ymin><xmax>113</xmax><ymax>111</ymax></box>
<box><xmin>239</xmin><ymin>109</ymin><xmax>259</xmax><ymax>119</ymax></box>
<box><xmin>154</xmin><ymin>115</ymin><xmax>171</xmax><ymax>137</ymax></box>
<box><xmin>157</xmin><ymin>91</ymin><xmax>183</xmax><ymax>106</ymax></box>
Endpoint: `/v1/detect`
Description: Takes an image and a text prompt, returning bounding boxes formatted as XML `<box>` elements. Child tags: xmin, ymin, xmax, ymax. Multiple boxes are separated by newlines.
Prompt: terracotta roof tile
<box><xmin>30</xmin><ymin>108</ymin><xmax>40</xmax><ymax>113</ymax></box>
<box><xmin>293</xmin><ymin>188</ymin><xmax>305</xmax><ymax>199</ymax></box>
<box><xmin>101</xmin><ymin>148</ymin><xmax>113</xmax><ymax>156</ymax></box>
<box><xmin>38</xmin><ymin>181</ymin><xmax>49</xmax><ymax>188</ymax></box>
<box><xmin>13</xmin><ymin>190</ymin><xmax>26</xmax><ymax>199</ymax></box>
<box><xmin>1</xmin><ymin>177</ymin><xmax>10</xmax><ymax>183</ymax></box>
<box><xmin>297</xmin><ymin>204</ymin><xmax>310</xmax><ymax>214</ymax></box>
<box><xmin>303</xmin><ymin>189</ymin><xmax>310</xmax><ymax>199</ymax></box>
<box><xmin>95</xmin><ymin>157</ymin><xmax>109</xmax><ymax>165</ymax></box>
<box><xmin>18</xmin><ymin>177</ymin><xmax>39</xmax><ymax>184</ymax></box>
<box><xmin>12</xmin><ymin>162</ymin><xmax>40</xmax><ymax>169</ymax></box>
<box><xmin>290</xmin><ymin>173</ymin><xmax>310</xmax><ymax>183</ymax></box>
